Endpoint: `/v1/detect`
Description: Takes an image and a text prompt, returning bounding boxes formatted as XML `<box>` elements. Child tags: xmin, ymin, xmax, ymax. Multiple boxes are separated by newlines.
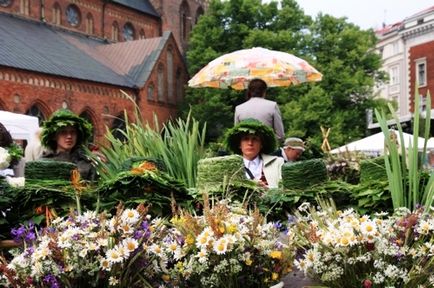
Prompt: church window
<box><xmin>66</xmin><ymin>4</ymin><xmax>81</xmax><ymax>27</ymax></box>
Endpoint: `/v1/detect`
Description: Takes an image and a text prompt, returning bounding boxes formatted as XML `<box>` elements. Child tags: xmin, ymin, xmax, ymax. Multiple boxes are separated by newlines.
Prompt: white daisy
<box><xmin>213</xmin><ymin>237</ymin><xmax>228</xmax><ymax>255</ymax></box>
<box><xmin>121</xmin><ymin>209</ymin><xmax>140</xmax><ymax>225</ymax></box>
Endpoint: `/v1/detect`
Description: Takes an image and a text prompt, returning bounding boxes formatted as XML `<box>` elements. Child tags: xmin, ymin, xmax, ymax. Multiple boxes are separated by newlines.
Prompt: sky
<box><xmin>294</xmin><ymin>0</ymin><xmax>434</xmax><ymax>30</ymax></box>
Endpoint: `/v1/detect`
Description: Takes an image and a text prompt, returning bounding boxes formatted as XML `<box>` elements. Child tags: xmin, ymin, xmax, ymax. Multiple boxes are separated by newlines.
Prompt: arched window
<box><xmin>195</xmin><ymin>6</ymin><xmax>204</xmax><ymax>24</ymax></box>
<box><xmin>111</xmin><ymin>22</ymin><xmax>119</xmax><ymax>42</ymax></box>
<box><xmin>123</xmin><ymin>22</ymin><xmax>135</xmax><ymax>41</ymax></box>
<box><xmin>147</xmin><ymin>83</ymin><xmax>154</xmax><ymax>101</ymax></box>
<box><xmin>0</xmin><ymin>0</ymin><xmax>12</xmax><ymax>8</ymax></box>
<box><xmin>176</xmin><ymin>68</ymin><xmax>183</xmax><ymax>103</ymax></box>
<box><xmin>52</xmin><ymin>3</ymin><xmax>61</xmax><ymax>25</ymax></box>
<box><xmin>157</xmin><ymin>64</ymin><xmax>165</xmax><ymax>102</ymax></box>
<box><xmin>180</xmin><ymin>1</ymin><xmax>191</xmax><ymax>41</ymax></box>
<box><xmin>20</xmin><ymin>0</ymin><xmax>30</xmax><ymax>16</ymax></box>
<box><xmin>85</xmin><ymin>13</ymin><xmax>94</xmax><ymax>35</ymax></box>
<box><xmin>66</xmin><ymin>4</ymin><xmax>81</xmax><ymax>27</ymax></box>
<box><xmin>79</xmin><ymin>110</ymin><xmax>95</xmax><ymax>143</ymax></box>
<box><xmin>139</xmin><ymin>29</ymin><xmax>145</xmax><ymax>39</ymax></box>
<box><xmin>167</xmin><ymin>48</ymin><xmax>174</xmax><ymax>103</ymax></box>
<box><xmin>26</xmin><ymin>104</ymin><xmax>46</xmax><ymax>125</ymax></box>
<box><xmin>111</xmin><ymin>113</ymin><xmax>126</xmax><ymax>141</ymax></box>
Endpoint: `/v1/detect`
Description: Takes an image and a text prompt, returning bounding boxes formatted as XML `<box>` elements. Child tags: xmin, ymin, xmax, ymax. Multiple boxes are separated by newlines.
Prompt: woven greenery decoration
<box><xmin>196</xmin><ymin>155</ymin><xmax>248</xmax><ymax>192</ymax></box>
<box><xmin>224</xmin><ymin>119</ymin><xmax>277</xmax><ymax>154</ymax></box>
<box><xmin>41</xmin><ymin>109</ymin><xmax>93</xmax><ymax>150</ymax></box>
<box><xmin>25</xmin><ymin>160</ymin><xmax>77</xmax><ymax>180</ymax></box>
<box><xmin>282</xmin><ymin>159</ymin><xmax>328</xmax><ymax>190</ymax></box>
<box><xmin>359</xmin><ymin>157</ymin><xmax>387</xmax><ymax>184</ymax></box>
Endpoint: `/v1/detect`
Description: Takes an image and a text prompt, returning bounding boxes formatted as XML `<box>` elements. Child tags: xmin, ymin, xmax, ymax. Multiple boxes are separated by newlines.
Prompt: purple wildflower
<box><xmin>43</xmin><ymin>274</ymin><xmax>60</xmax><ymax>288</ymax></box>
<box><xmin>141</xmin><ymin>221</ymin><xmax>152</xmax><ymax>239</ymax></box>
<box><xmin>11</xmin><ymin>225</ymin><xmax>26</xmax><ymax>243</ymax></box>
<box><xmin>134</xmin><ymin>230</ymin><xmax>144</xmax><ymax>240</ymax></box>
<box><xmin>273</xmin><ymin>221</ymin><xmax>282</xmax><ymax>230</ymax></box>
<box><xmin>25</xmin><ymin>231</ymin><xmax>36</xmax><ymax>242</ymax></box>
<box><xmin>176</xmin><ymin>234</ymin><xmax>185</xmax><ymax>246</ymax></box>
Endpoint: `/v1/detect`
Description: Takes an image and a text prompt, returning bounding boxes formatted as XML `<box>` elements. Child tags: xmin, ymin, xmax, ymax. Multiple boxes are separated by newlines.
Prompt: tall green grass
<box><xmin>91</xmin><ymin>95</ymin><xmax>206</xmax><ymax>188</ymax></box>
<box><xmin>375</xmin><ymin>89</ymin><xmax>434</xmax><ymax>210</ymax></box>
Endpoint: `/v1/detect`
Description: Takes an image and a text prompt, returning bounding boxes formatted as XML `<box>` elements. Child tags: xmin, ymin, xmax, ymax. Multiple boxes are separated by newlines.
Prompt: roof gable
<box><xmin>0</xmin><ymin>13</ymin><xmax>172</xmax><ymax>89</ymax></box>
<box><xmin>111</xmin><ymin>0</ymin><xmax>159</xmax><ymax>17</ymax></box>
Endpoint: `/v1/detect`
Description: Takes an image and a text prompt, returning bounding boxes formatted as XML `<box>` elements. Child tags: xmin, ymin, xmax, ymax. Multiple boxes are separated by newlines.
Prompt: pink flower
<box><xmin>362</xmin><ymin>279</ymin><xmax>373</xmax><ymax>288</ymax></box>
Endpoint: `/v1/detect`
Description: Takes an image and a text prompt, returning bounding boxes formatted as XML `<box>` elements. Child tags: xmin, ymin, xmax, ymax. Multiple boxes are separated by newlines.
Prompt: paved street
<box><xmin>282</xmin><ymin>269</ymin><xmax>323</xmax><ymax>287</ymax></box>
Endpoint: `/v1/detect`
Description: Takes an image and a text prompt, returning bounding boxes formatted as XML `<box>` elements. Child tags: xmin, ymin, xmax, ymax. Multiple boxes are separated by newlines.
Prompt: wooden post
<box><xmin>321</xmin><ymin>126</ymin><xmax>331</xmax><ymax>153</ymax></box>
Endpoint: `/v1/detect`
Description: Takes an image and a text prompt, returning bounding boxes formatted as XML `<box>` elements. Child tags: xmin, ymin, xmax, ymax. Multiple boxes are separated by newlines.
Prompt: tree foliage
<box><xmin>181</xmin><ymin>0</ymin><xmax>389</xmax><ymax>149</ymax></box>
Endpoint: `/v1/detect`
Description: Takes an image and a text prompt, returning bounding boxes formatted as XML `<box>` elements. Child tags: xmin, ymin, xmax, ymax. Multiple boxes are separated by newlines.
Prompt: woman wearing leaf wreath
<box><xmin>40</xmin><ymin>109</ymin><xmax>95</xmax><ymax>180</ymax></box>
<box><xmin>224</xmin><ymin>118</ymin><xmax>284</xmax><ymax>189</ymax></box>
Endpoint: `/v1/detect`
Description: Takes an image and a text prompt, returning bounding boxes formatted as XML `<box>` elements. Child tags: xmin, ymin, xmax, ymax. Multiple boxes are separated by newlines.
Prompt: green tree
<box><xmin>282</xmin><ymin>14</ymin><xmax>388</xmax><ymax>148</ymax></box>
<box><xmin>182</xmin><ymin>0</ymin><xmax>388</xmax><ymax>148</ymax></box>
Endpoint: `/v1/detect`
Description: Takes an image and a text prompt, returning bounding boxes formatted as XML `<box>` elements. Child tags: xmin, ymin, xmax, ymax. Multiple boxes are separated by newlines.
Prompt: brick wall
<box><xmin>0</xmin><ymin>1</ymin><xmax>190</xmax><ymax>145</ymax></box>
<box><xmin>0</xmin><ymin>66</ymin><xmax>181</xmax><ymax>145</ymax></box>
<box><xmin>149</xmin><ymin>0</ymin><xmax>207</xmax><ymax>54</ymax></box>
<box><xmin>409</xmin><ymin>40</ymin><xmax>434</xmax><ymax>112</ymax></box>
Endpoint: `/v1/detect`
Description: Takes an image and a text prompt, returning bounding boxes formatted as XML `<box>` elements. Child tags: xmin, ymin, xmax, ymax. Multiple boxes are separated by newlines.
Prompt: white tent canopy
<box><xmin>0</xmin><ymin>110</ymin><xmax>39</xmax><ymax>142</ymax></box>
<box><xmin>331</xmin><ymin>130</ymin><xmax>434</xmax><ymax>155</ymax></box>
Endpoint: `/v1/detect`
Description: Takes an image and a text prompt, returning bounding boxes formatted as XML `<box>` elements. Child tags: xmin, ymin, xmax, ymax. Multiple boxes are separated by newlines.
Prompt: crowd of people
<box><xmin>231</xmin><ymin>78</ymin><xmax>305</xmax><ymax>189</ymax></box>
<box><xmin>1</xmin><ymin>78</ymin><xmax>306</xmax><ymax>190</ymax></box>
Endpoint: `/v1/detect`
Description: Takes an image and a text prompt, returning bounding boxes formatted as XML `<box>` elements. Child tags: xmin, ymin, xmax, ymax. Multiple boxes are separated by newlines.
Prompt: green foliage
<box><xmin>95</xmin><ymin>169</ymin><xmax>193</xmax><ymax>217</ymax></box>
<box><xmin>281</xmin><ymin>159</ymin><xmax>328</xmax><ymax>189</ymax></box>
<box><xmin>7</xmin><ymin>143</ymin><xmax>23</xmax><ymax>166</ymax></box>
<box><xmin>0</xmin><ymin>179</ymin><xmax>95</xmax><ymax>237</ymax></box>
<box><xmin>352</xmin><ymin>181</ymin><xmax>392</xmax><ymax>215</ymax></box>
<box><xmin>91</xmin><ymin>107</ymin><xmax>206</xmax><ymax>188</ymax></box>
<box><xmin>359</xmin><ymin>157</ymin><xmax>387</xmax><ymax>184</ymax></box>
<box><xmin>196</xmin><ymin>155</ymin><xmax>246</xmax><ymax>193</ymax></box>
<box><xmin>260</xmin><ymin>181</ymin><xmax>355</xmax><ymax>222</ymax></box>
<box><xmin>25</xmin><ymin>160</ymin><xmax>77</xmax><ymax>180</ymax></box>
<box><xmin>183</xmin><ymin>0</ymin><xmax>387</xmax><ymax>147</ymax></box>
<box><xmin>375</xmin><ymin>90</ymin><xmax>434</xmax><ymax>210</ymax></box>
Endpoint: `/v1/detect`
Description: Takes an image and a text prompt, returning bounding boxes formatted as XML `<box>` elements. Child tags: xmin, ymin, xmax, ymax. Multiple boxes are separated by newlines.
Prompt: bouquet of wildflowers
<box><xmin>292</xmin><ymin>200</ymin><xmax>434</xmax><ymax>288</ymax></box>
<box><xmin>0</xmin><ymin>204</ymin><xmax>166</xmax><ymax>288</ymax></box>
<box><xmin>149</xmin><ymin>199</ymin><xmax>295</xmax><ymax>288</ymax></box>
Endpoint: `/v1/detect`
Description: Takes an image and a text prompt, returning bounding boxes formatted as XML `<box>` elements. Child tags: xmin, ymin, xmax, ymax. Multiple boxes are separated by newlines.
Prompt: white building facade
<box><xmin>375</xmin><ymin>6</ymin><xmax>434</xmax><ymax>125</ymax></box>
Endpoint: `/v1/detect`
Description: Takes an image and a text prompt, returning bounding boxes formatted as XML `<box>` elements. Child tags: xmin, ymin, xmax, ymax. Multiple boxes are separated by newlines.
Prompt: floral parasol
<box><xmin>188</xmin><ymin>47</ymin><xmax>323</xmax><ymax>90</ymax></box>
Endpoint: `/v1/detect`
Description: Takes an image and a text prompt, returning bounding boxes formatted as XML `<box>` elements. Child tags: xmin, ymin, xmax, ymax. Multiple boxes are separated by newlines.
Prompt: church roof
<box><xmin>0</xmin><ymin>12</ymin><xmax>171</xmax><ymax>88</ymax></box>
<box><xmin>111</xmin><ymin>0</ymin><xmax>159</xmax><ymax>17</ymax></box>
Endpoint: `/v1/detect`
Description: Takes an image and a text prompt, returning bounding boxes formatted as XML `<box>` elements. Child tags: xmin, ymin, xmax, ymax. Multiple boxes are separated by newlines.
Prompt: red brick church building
<box><xmin>0</xmin><ymin>0</ymin><xmax>207</xmax><ymax>144</ymax></box>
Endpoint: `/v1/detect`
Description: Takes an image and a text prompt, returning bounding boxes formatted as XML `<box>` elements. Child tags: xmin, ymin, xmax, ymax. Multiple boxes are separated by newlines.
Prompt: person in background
<box><xmin>234</xmin><ymin>78</ymin><xmax>285</xmax><ymax>142</ymax></box>
<box><xmin>274</xmin><ymin>137</ymin><xmax>305</xmax><ymax>163</ymax></box>
<box><xmin>40</xmin><ymin>109</ymin><xmax>95</xmax><ymax>180</ymax></box>
<box><xmin>224</xmin><ymin>118</ymin><xmax>284</xmax><ymax>189</ymax></box>
<box><xmin>0</xmin><ymin>122</ymin><xmax>16</xmax><ymax>177</ymax></box>
<box><xmin>424</xmin><ymin>149</ymin><xmax>434</xmax><ymax>170</ymax></box>
<box><xmin>24</xmin><ymin>128</ymin><xmax>44</xmax><ymax>161</ymax></box>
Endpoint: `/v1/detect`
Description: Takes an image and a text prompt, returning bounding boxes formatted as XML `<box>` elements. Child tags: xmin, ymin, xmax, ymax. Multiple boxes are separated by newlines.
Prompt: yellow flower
<box><xmin>162</xmin><ymin>274</ymin><xmax>170</xmax><ymax>282</ymax></box>
<box><xmin>219</xmin><ymin>223</ymin><xmax>225</xmax><ymax>234</ymax></box>
<box><xmin>186</xmin><ymin>234</ymin><xmax>195</xmax><ymax>245</ymax></box>
<box><xmin>269</xmin><ymin>250</ymin><xmax>282</xmax><ymax>259</ymax></box>
<box><xmin>272</xmin><ymin>272</ymin><xmax>279</xmax><ymax>280</ymax></box>
<box><xmin>176</xmin><ymin>261</ymin><xmax>184</xmax><ymax>272</ymax></box>
<box><xmin>284</xmin><ymin>265</ymin><xmax>293</xmax><ymax>274</ymax></box>
<box><xmin>245</xmin><ymin>258</ymin><xmax>253</xmax><ymax>266</ymax></box>
<box><xmin>171</xmin><ymin>216</ymin><xmax>186</xmax><ymax>226</ymax></box>
<box><xmin>226</xmin><ymin>224</ymin><xmax>237</xmax><ymax>234</ymax></box>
